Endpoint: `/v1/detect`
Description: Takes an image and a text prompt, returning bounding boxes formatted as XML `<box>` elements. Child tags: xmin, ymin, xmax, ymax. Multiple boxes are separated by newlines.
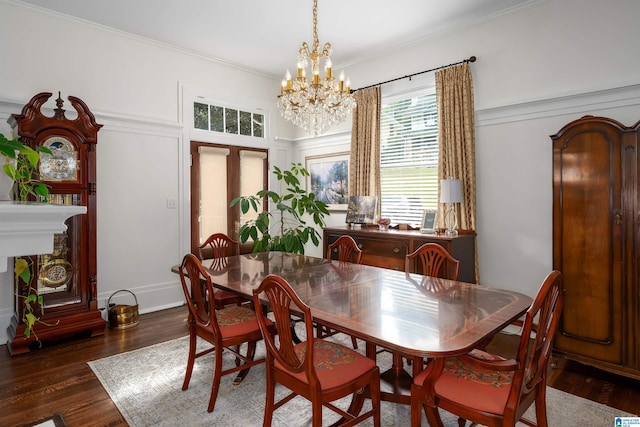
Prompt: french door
<box><xmin>190</xmin><ymin>141</ymin><xmax>267</xmax><ymax>254</ymax></box>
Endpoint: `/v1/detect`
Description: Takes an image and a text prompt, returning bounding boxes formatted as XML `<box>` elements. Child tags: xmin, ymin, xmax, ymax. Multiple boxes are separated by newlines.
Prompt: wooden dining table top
<box><xmin>175</xmin><ymin>251</ymin><xmax>533</xmax><ymax>359</ymax></box>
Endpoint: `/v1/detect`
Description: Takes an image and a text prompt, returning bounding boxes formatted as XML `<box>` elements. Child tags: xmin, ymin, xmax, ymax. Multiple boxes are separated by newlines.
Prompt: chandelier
<box><xmin>276</xmin><ymin>0</ymin><xmax>356</xmax><ymax>135</ymax></box>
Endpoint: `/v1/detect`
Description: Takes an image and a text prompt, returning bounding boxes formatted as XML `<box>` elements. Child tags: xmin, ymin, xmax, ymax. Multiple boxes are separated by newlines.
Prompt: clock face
<box><xmin>39</xmin><ymin>136</ymin><xmax>78</xmax><ymax>181</ymax></box>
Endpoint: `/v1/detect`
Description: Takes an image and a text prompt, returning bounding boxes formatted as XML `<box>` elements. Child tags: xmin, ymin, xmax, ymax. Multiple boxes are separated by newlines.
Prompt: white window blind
<box><xmin>198</xmin><ymin>146</ymin><xmax>230</xmax><ymax>243</ymax></box>
<box><xmin>380</xmin><ymin>92</ymin><xmax>438</xmax><ymax>227</ymax></box>
<box><xmin>239</xmin><ymin>150</ymin><xmax>267</xmax><ymax>226</ymax></box>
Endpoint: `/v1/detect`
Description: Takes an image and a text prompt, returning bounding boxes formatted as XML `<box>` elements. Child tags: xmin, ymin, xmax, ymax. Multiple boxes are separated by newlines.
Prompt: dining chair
<box><xmin>197</xmin><ymin>233</ymin><xmax>248</xmax><ymax>309</ymax></box>
<box><xmin>318</xmin><ymin>235</ymin><xmax>362</xmax><ymax>349</ymax></box>
<box><xmin>253</xmin><ymin>274</ymin><xmax>381</xmax><ymax>427</ymax></box>
<box><xmin>327</xmin><ymin>234</ymin><xmax>363</xmax><ymax>264</ymax></box>
<box><xmin>179</xmin><ymin>253</ymin><xmax>272</xmax><ymax>413</ymax></box>
<box><xmin>410</xmin><ymin>270</ymin><xmax>564</xmax><ymax>427</ymax></box>
<box><xmin>405</xmin><ymin>242</ymin><xmax>460</xmax><ymax>280</ymax></box>
<box><xmin>387</xmin><ymin>243</ymin><xmax>461</xmax><ymax>370</ymax></box>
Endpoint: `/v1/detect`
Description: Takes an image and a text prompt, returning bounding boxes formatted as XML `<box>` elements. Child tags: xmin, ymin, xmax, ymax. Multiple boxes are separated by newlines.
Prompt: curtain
<box><xmin>349</xmin><ymin>86</ymin><xmax>381</xmax><ymax>216</ymax></box>
<box><xmin>435</xmin><ymin>63</ymin><xmax>478</xmax><ymax>281</ymax></box>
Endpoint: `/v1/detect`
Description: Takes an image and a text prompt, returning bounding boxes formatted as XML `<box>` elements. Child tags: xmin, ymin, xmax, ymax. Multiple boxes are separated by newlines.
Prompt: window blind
<box><xmin>380</xmin><ymin>92</ymin><xmax>438</xmax><ymax>226</ymax></box>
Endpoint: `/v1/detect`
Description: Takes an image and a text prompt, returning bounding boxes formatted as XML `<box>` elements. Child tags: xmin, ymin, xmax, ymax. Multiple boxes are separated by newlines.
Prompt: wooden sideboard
<box><xmin>322</xmin><ymin>226</ymin><xmax>476</xmax><ymax>283</ymax></box>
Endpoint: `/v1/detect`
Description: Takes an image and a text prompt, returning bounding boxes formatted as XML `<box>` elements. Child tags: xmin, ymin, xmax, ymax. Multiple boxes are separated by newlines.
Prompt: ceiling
<box><xmin>20</xmin><ymin>0</ymin><xmax>535</xmax><ymax>78</ymax></box>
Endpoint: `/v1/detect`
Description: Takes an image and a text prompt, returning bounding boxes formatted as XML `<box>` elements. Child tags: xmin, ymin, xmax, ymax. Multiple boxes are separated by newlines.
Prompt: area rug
<box><xmin>88</xmin><ymin>333</ymin><xmax>635</xmax><ymax>426</ymax></box>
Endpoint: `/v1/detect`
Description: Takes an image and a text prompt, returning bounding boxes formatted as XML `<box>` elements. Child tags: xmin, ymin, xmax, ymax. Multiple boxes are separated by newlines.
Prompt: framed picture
<box><xmin>420</xmin><ymin>209</ymin><xmax>437</xmax><ymax>234</ymax></box>
<box><xmin>346</xmin><ymin>196</ymin><xmax>378</xmax><ymax>224</ymax></box>
<box><xmin>305</xmin><ymin>152</ymin><xmax>349</xmax><ymax>211</ymax></box>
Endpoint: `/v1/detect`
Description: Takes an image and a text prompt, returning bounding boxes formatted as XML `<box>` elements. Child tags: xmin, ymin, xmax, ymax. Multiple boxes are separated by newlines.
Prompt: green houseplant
<box><xmin>231</xmin><ymin>163</ymin><xmax>329</xmax><ymax>254</ymax></box>
<box><xmin>1</xmin><ymin>132</ymin><xmax>53</xmax><ymax>339</ymax></box>
<box><xmin>0</xmin><ymin>132</ymin><xmax>51</xmax><ymax>202</ymax></box>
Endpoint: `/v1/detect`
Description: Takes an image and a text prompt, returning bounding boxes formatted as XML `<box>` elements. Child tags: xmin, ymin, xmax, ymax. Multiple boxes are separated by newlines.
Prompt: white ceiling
<box><xmin>20</xmin><ymin>0</ymin><xmax>535</xmax><ymax>78</ymax></box>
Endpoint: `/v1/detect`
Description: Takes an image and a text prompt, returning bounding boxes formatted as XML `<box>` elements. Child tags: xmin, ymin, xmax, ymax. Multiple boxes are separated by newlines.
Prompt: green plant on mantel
<box><xmin>1</xmin><ymin>132</ymin><xmax>54</xmax><ymax>340</ymax></box>
<box><xmin>0</xmin><ymin>133</ymin><xmax>51</xmax><ymax>202</ymax></box>
<box><xmin>231</xmin><ymin>163</ymin><xmax>329</xmax><ymax>254</ymax></box>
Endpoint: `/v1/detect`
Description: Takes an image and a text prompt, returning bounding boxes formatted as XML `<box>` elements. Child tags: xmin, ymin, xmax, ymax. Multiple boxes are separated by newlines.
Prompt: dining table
<box><xmin>172</xmin><ymin>251</ymin><xmax>533</xmax><ymax>406</ymax></box>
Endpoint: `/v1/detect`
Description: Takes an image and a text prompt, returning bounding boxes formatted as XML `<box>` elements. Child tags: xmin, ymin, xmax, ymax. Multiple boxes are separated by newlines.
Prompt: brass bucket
<box><xmin>108</xmin><ymin>289</ymin><xmax>139</xmax><ymax>329</ymax></box>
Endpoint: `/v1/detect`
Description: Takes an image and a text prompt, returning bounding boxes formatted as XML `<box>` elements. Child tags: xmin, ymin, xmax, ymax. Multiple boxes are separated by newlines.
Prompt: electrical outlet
<box><xmin>166</xmin><ymin>198</ymin><xmax>177</xmax><ymax>209</ymax></box>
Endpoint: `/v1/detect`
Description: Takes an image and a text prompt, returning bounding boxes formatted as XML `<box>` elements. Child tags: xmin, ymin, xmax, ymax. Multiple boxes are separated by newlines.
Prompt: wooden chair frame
<box><xmin>327</xmin><ymin>235</ymin><xmax>363</xmax><ymax>264</ymax></box>
<box><xmin>320</xmin><ymin>235</ymin><xmax>363</xmax><ymax>348</ymax></box>
<box><xmin>197</xmin><ymin>233</ymin><xmax>247</xmax><ymax>309</ymax></box>
<box><xmin>410</xmin><ymin>270</ymin><xmax>564</xmax><ymax>427</ymax></box>
<box><xmin>179</xmin><ymin>253</ymin><xmax>268</xmax><ymax>413</ymax></box>
<box><xmin>253</xmin><ymin>274</ymin><xmax>381</xmax><ymax>427</ymax></box>
<box><xmin>405</xmin><ymin>242</ymin><xmax>460</xmax><ymax>280</ymax></box>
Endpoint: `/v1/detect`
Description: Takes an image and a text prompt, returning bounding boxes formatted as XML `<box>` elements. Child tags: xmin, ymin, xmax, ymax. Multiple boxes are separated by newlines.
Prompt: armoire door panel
<box><xmin>553</xmin><ymin>120</ymin><xmax>625</xmax><ymax>365</ymax></box>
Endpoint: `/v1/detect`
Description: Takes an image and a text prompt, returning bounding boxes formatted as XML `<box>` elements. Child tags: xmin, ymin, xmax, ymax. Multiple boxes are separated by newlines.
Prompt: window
<box><xmin>190</xmin><ymin>142</ymin><xmax>267</xmax><ymax>253</ymax></box>
<box><xmin>194</xmin><ymin>102</ymin><xmax>264</xmax><ymax>138</ymax></box>
<box><xmin>379</xmin><ymin>91</ymin><xmax>438</xmax><ymax>227</ymax></box>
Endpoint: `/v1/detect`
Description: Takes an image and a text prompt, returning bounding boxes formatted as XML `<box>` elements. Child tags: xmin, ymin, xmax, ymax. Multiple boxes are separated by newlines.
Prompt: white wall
<box><xmin>1</xmin><ymin>0</ymin><xmax>640</xmax><ymax>344</ymax></box>
<box><xmin>0</xmin><ymin>0</ymin><xmax>296</xmax><ymax>343</ymax></box>
<box><xmin>312</xmin><ymin>0</ymin><xmax>640</xmax><ymax>296</ymax></box>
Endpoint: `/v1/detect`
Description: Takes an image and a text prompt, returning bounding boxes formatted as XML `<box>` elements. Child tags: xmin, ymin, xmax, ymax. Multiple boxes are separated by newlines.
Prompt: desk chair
<box><xmin>198</xmin><ymin>233</ymin><xmax>248</xmax><ymax>309</ymax></box>
<box><xmin>253</xmin><ymin>274</ymin><xmax>381</xmax><ymax>427</ymax></box>
<box><xmin>411</xmin><ymin>270</ymin><xmax>564</xmax><ymax>427</ymax></box>
<box><xmin>179</xmin><ymin>253</ymin><xmax>271</xmax><ymax>413</ymax></box>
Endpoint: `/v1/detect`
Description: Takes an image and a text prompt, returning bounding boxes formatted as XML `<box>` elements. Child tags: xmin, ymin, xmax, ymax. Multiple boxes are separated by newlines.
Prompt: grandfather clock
<box><xmin>6</xmin><ymin>92</ymin><xmax>106</xmax><ymax>355</ymax></box>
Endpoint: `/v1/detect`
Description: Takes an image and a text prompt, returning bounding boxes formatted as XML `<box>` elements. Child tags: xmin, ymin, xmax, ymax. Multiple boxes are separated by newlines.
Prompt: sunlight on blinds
<box><xmin>380</xmin><ymin>92</ymin><xmax>438</xmax><ymax>226</ymax></box>
<box><xmin>240</xmin><ymin>150</ymin><xmax>267</xmax><ymax>225</ymax></box>
<box><xmin>199</xmin><ymin>146</ymin><xmax>230</xmax><ymax>243</ymax></box>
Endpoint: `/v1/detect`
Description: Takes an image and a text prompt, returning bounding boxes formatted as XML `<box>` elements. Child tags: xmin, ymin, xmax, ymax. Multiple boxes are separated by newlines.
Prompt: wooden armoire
<box><xmin>552</xmin><ymin>115</ymin><xmax>640</xmax><ymax>379</ymax></box>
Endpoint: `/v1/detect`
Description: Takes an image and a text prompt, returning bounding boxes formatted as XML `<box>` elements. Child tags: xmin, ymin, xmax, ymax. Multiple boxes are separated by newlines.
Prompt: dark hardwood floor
<box><xmin>1</xmin><ymin>305</ymin><xmax>639</xmax><ymax>427</ymax></box>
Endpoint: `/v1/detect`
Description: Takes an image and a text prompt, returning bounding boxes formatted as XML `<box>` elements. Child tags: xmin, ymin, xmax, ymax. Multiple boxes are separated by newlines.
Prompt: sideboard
<box><xmin>322</xmin><ymin>226</ymin><xmax>476</xmax><ymax>283</ymax></box>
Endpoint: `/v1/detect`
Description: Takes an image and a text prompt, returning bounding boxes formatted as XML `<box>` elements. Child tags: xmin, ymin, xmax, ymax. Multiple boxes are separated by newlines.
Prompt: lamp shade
<box><xmin>440</xmin><ymin>178</ymin><xmax>463</xmax><ymax>203</ymax></box>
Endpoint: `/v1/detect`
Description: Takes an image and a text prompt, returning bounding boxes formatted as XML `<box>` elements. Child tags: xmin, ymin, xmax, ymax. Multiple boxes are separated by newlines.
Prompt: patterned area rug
<box><xmin>88</xmin><ymin>332</ymin><xmax>633</xmax><ymax>426</ymax></box>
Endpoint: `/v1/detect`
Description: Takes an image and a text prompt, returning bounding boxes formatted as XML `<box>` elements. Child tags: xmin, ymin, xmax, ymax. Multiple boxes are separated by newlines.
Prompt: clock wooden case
<box><xmin>6</xmin><ymin>92</ymin><xmax>106</xmax><ymax>355</ymax></box>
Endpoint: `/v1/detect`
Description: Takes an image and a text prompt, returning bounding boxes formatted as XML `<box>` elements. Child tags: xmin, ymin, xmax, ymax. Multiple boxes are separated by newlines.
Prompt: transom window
<box><xmin>194</xmin><ymin>102</ymin><xmax>265</xmax><ymax>138</ymax></box>
<box><xmin>380</xmin><ymin>91</ymin><xmax>438</xmax><ymax>227</ymax></box>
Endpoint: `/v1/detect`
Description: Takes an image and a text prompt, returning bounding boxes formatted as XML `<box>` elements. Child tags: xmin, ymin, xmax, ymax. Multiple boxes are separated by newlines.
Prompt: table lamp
<box><xmin>440</xmin><ymin>177</ymin><xmax>463</xmax><ymax>236</ymax></box>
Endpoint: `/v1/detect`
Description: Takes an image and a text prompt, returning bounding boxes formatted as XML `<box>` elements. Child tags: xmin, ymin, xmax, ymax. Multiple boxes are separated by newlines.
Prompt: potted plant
<box><xmin>231</xmin><ymin>163</ymin><xmax>329</xmax><ymax>254</ymax></box>
<box><xmin>1</xmin><ymin>132</ymin><xmax>53</xmax><ymax>340</ymax></box>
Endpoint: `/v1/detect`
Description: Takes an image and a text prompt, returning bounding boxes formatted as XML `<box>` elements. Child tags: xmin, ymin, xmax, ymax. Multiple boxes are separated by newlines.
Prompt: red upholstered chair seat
<box><xmin>414</xmin><ymin>349</ymin><xmax>513</xmax><ymax>416</ymax></box>
<box><xmin>201</xmin><ymin>305</ymin><xmax>271</xmax><ymax>338</ymax></box>
<box><xmin>273</xmin><ymin>338</ymin><xmax>376</xmax><ymax>390</ymax></box>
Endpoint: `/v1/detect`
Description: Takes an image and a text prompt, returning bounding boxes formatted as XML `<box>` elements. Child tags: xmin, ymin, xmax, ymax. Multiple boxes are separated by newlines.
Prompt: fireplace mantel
<box><xmin>0</xmin><ymin>202</ymin><xmax>87</xmax><ymax>272</ymax></box>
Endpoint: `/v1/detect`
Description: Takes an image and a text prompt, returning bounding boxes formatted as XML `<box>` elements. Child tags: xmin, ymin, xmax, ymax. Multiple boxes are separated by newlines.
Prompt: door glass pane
<box><xmin>199</xmin><ymin>146</ymin><xmax>230</xmax><ymax>243</ymax></box>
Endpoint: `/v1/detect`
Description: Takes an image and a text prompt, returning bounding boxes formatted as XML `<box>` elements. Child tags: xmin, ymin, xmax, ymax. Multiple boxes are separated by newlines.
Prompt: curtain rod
<box><xmin>351</xmin><ymin>55</ymin><xmax>476</xmax><ymax>93</ymax></box>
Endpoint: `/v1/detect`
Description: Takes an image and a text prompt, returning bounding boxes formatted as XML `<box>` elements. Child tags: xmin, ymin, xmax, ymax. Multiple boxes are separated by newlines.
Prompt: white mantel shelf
<box><xmin>0</xmin><ymin>201</ymin><xmax>87</xmax><ymax>272</ymax></box>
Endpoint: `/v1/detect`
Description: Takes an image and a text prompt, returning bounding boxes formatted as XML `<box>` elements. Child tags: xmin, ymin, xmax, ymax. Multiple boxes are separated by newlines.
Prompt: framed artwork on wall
<box><xmin>305</xmin><ymin>152</ymin><xmax>349</xmax><ymax>211</ymax></box>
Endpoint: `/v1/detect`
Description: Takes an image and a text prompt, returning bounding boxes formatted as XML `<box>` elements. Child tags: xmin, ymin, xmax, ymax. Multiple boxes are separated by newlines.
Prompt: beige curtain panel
<box><xmin>435</xmin><ymin>62</ymin><xmax>478</xmax><ymax>281</ymax></box>
<box><xmin>349</xmin><ymin>86</ymin><xmax>382</xmax><ymax>216</ymax></box>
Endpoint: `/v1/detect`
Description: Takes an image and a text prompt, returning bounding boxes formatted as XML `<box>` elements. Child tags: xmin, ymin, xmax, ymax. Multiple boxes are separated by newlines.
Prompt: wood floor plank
<box><xmin>1</xmin><ymin>305</ymin><xmax>639</xmax><ymax>426</ymax></box>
